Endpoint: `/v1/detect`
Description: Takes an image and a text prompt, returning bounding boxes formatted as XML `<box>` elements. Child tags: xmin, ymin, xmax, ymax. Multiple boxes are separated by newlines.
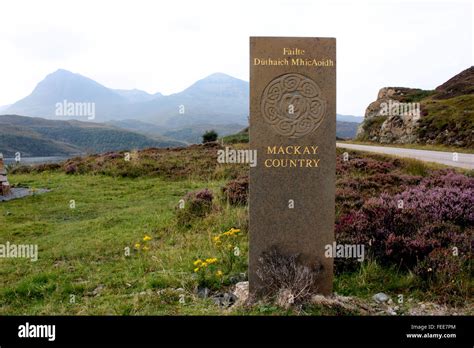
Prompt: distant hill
<box><xmin>336</xmin><ymin>114</ymin><xmax>363</xmax><ymax>123</ymax></box>
<box><xmin>336</xmin><ymin>121</ymin><xmax>359</xmax><ymax>139</ymax></box>
<box><xmin>3</xmin><ymin>69</ymin><xmax>364</xmax><ymax>143</ymax></box>
<box><xmin>0</xmin><ymin>115</ymin><xmax>186</xmax><ymax>157</ymax></box>
<box><xmin>4</xmin><ymin>70</ymin><xmax>249</xmax><ymax>127</ymax></box>
<box><xmin>356</xmin><ymin>66</ymin><xmax>474</xmax><ymax>148</ymax></box>
<box><xmin>6</xmin><ymin>69</ymin><xmax>126</xmax><ymax>119</ymax></box>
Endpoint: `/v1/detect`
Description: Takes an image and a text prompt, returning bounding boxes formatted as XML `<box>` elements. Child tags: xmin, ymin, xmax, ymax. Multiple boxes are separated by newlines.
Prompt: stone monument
<box><xmin>249</xmin><ymin>37</ymin><xmax>336</xmax><ymax>296</ymax></box>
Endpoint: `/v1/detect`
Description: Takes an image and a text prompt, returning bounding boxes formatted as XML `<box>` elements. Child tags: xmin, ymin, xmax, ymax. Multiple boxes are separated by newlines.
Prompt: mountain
<box><xmin>121</xmin><ymin>72</ymin><xmax>249</xmax><ymax>127</ymax></box>
<box><xmin>336</xmin><ymin>121</ymin><xmax>359</xmax><ymax>139</ymax></box>
<box><xmin>4</xmin><ymin>70</ymin><xmax>362</xmax><ymax>142</ymax></box>
<box><xmin>0</xmin><ymin>115</ymin><xmax>186</xmax><ymax>157</ymax></box>
<box><xmin>356</xmin><ymin>66</ymin><xmax>474</xmax><ymax>148</ymax></box>
<box><xmin>6</xmin><ymin>69</ymin><xmax>127</xmax><ymax>120</ymax></box>
<box><xmin>4</xmin><ymin>70</ymin><xmax>249</xmax><ymax>128</ymax></box>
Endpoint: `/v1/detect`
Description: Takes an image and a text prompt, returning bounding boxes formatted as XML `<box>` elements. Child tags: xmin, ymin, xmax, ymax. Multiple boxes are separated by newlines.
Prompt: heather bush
<box><xmin>335</xmin><ymin>187</ymin><xmax>364</xmax><ymax>213</ymax></box>
<box><xmin>336</xmin><ymin>156</ymin><xmax>396</xmax><ymax>176</ymax></box>
<box><xmin>64</xmin><ymin>163</ymin><xmax>78</xmax><ymax>174</ymax></box>
<box><xmin>335</xmin><ymin>181</ymin><xmax>473</xmax><ymax>273</ymax></box>
<box><xmin>221</xmin><ymin>175</ymin><xmax>249</xmax><ymax>205</ymax></box>
<box><xmin>175</xmin><ymin>188</ymin><xmax>214</xmax><ymax>226</ymax></box>
<box><xmin>420</xmin><ymin>169</ymin><xmax>474</xmax><ymax>190</ymax></box>
<box><xmin>385</xmin><ymin>186</ymin><xmax>474</xmax><ymax>226</ymax></box>
<box><xmin>337</xmin><ymin>173</ymin><xmax>422</xmax><ymax>199</ymax></box>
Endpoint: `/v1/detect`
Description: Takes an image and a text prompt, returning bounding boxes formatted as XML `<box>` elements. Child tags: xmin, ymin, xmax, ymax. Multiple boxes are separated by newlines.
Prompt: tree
<box><xmin>202</xmin><ymin>130</ymin><xmax>218</xmax><ymax>143</ymax></box>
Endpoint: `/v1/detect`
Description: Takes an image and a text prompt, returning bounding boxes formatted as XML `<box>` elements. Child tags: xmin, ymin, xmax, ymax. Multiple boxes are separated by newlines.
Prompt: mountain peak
<box><xmin>202</xmin><ymin>72</ymin><xmax>242</xmax><ymax>82</ymax></box>
<box><xmin>48</xmin><ymin>69</ymin><xmax>77</xmax><ymax>78</ymax></box>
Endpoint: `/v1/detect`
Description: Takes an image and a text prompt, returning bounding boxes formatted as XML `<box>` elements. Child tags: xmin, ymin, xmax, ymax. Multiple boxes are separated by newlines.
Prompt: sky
<box><xmin>0</xmin><ymin>0</ymin><xmax>472</xmax><ymax>115</ymax></box>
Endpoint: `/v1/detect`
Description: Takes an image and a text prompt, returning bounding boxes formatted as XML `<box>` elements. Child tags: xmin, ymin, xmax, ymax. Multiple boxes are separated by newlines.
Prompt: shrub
<box><xmin>420</xmin><ymin>169</ymin><xmax>474</xmax><ymax>190</ymax></box>
<box><xmin>335</xmin><ymin>182</ymin><xmax>473</xmax><ymax>272</ymax></box>
<box><xmin>256</xmin><ymin>247</ymin><xmax>321</xmax><ymax>307</ymax></box>
<box><xmin>64</xmin><ymin>163</ymin><xmax>78</xmax><ymax>175</ymax></box>
<box><xmin>175</xmin><ymin>188</ymin><xmax>214</xmax><ymax>226</ymax></box>
<box><xmin>202</xmin><ymin>130</ymin><xmax>218</xmax><ymax>143</ymax></box>
<box><xmin>221</xmin><ymin>175</ymin><xmax>249</xmax><ymax>205</ymax></box>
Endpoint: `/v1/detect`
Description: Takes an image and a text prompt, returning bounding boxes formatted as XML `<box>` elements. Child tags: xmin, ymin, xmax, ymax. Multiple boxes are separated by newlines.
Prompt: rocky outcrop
<box><xmin>356</xmin><ymin>87</ymin><xmax>424</xmax><ymax>144</ymax></box>
<box><xmin>357</xmin><ymin>67</ymin><xmax>474</xmax><ymax>148</ymax></box>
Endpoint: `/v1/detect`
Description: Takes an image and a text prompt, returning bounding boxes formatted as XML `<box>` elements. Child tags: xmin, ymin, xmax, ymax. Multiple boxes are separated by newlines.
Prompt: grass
<box><xmin>418</xmin><ymin>94</ymin><xmax>474</xmax><ymax>147</ymax></box>
<box><xmin>221</xmin><ymin>132</ymin><xmax>249</xmax><ymax>144</ymax></box>
<box><xmin>1</xmin><ymin>144</ymin><xmax>472</xmax><ymax>315</ymax></box>
<box><xmin>0</xmin><ymin>171</ymin><xmax>374</xmax><ymax>316</ymax></box>
<box><xmin>0</xmin><ymin>173</ymin><xmax>248</xmax><ymax>314</ymax></box>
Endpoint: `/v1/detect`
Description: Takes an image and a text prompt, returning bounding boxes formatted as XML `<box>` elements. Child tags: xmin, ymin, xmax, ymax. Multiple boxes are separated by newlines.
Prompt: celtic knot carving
<box><xmin>260</xmin><ymin>73</ymin><xmax>326</xmax><ymax>138</ymax></box>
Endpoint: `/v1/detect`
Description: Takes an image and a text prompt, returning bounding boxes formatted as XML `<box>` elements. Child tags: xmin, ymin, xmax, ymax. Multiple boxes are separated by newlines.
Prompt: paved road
<box><xmin>336</xmin><ymin>143</ymin><xmax>474</xmax><ymax>170</ymax></box>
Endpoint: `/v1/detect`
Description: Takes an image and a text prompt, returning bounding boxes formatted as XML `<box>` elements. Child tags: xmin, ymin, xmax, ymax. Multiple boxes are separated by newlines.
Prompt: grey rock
<box><xmin>212</xmin><ymin>292</ymin><xmax>237</xmax><ymax>307</ymax></box>
<box><xmin>196</xmin><ymin>287</ymin><xmax>210</xmax><ymax>299</ymax></box>
<box><xmin>373</xmin><ymin>292</ymin><xmax>390</xmax><ymax>303</ymax></box>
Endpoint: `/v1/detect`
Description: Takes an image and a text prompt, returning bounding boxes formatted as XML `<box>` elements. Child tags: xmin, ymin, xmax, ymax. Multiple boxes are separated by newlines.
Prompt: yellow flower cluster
<box><xmin>213</xmin><ymin>228</ymin><xmax>240</xmax><ymax>245</ymax></box>
<box><xmin>193</xmin><ymin>257</ymin><xmax>218</xmax><ymax>272</ymax></box>
<box><xmin>134</xmin><ymin>234</ymin><xmax>153</xmax><ymax>251</ymax></box>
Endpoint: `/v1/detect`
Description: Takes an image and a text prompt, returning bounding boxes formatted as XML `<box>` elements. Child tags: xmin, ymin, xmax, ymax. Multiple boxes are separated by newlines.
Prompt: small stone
<box><xmin>387</xmin><ymin>307</ymin><xmax>397</xmax><ymax>315</ymax></box>
<box><xmin>212</xmin><ymin>292</ymin><xmax>237</xmax><ymax>307</ymax></box>
<box><xmin>91</xmin><ymin>285</ymin><xmax>105</xmax><ymax>297</ymax></box>
<box><xmin>233</xmin><ymin>281</ymin><xmax>249</xmax><ymax>306</ymax></box>
<box><xmin>373</xmin><ymin>292</ymin><xmax>390</xmax><ymax>303</ymax></box>
<box><xmin>196</xmin><ymin>287</ymin><xmax>210</xmax><ymax>298</ymax></box>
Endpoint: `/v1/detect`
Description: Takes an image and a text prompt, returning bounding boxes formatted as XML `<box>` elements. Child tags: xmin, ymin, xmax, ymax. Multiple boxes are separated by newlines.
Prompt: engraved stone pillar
<box><xmin>249</xmin><ymin>37</ymin><xmax>336</xmax><ymax>296</ymax></box>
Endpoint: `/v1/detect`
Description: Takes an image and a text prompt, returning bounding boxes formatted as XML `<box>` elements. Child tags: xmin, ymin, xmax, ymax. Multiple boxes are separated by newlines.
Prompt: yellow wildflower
<box><xmin>134</xmin><ymin>243</ymin><xmax>141</xmax><ymax>249</ymax></box>
<box><xmin>194</xmin><ymin>267</ymin><xmax>200</xmax><ymax>273</ymax></box>
<box><xmin>205</xmin><ymin>258</ymin><xmax>217</xmax><ymax>264</ymax></box>
<box><xmin>193</xmin><ymin>259</ymin><xmax>203</xmax><ymax>266</ymax></box>
<box><xmin>216</xmin><ymin>270</ymin><xmax>223</xmax><ymax>277</ymax></box>
<box><xmin>143</xmin><ymin>235</ymin><xmax>152</xmax><ymax>242</ymax></box>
